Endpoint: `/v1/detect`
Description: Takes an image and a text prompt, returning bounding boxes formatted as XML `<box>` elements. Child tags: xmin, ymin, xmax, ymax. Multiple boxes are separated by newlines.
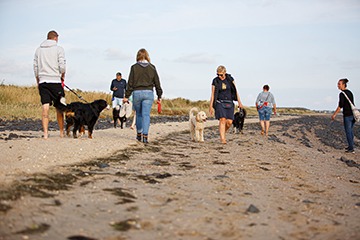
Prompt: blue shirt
<box><xmin>110</xmin><ymin>78</ymin><xmax>127</xmax><ymax>98</ymax></box>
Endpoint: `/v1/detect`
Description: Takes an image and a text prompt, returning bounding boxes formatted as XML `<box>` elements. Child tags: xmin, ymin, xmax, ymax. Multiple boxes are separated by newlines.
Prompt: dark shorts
<box><xmin>38</xmin><ymin>83</ymin><xmax>65</xmax><ymax>105</ymax></box>
<box><xmin>215</xmin><ymin>101</ymin><xmax>234</xmax><ymax>120</ymax></box>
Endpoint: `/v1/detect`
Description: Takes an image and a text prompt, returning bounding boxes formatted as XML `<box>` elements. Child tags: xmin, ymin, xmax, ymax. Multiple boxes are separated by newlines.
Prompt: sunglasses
<box><xmin>217</xmin><ymin>73</ymin><xmax>225</xmax><ymax>77</ymax></box>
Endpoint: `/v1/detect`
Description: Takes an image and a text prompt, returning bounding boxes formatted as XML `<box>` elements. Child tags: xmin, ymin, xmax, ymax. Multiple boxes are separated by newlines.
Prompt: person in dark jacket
<box><xmin>209</xmin><ymin>65</ymin><xmax>243</xmax><ymax>144</ymax></box>
<box><xmin>110</xmin><ymin>72</ymin><xmax>127</xmax><ymax>108</ymax></box>
<box><xmin>123</xmin><ymin>48</ymin><xmax>162</xmax><ymax>144</ymax></box>
<box><xmin>331</xmin><ymin>78</ymin><xmax>356</xmax><ymax>153</ymax></box>
<box><xmin>110</xmin><ymin>72</ymin><xmax>127</xmax><ymax>126</ymax></box>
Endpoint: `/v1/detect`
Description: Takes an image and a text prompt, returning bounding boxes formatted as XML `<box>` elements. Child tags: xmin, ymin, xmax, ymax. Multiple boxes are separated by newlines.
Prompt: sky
<box><xmin>0</xmin><ymin>0</ymin><xmax>359</xmax><ymax>110</ymax></box>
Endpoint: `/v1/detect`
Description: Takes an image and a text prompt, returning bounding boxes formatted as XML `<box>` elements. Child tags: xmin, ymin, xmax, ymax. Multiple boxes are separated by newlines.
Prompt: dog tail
<box><xmin>53</xmin><ymin>96</ymin><xmax>69</xmax><ymax>112</ymax></box>
<box><xmin>189</xmin><ymin>107</ymin><xmax>199</xmax><ymax>119</ymax></box>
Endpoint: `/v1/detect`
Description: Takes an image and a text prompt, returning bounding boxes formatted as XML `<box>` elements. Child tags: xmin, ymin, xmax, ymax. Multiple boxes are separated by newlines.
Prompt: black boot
<box><xmin>142</xmin><ymin>134</ymin><xmax>148</xmax><ymax>144</ymax></box>
<box><xmin>136</xmin><ymin>133</ymin><xmax>142</xmax><ymax>142</ymax></box>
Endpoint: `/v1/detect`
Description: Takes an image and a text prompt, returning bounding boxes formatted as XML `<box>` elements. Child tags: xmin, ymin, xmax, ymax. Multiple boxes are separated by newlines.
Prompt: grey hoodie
<box><xmin>33</xmin><ymin>39</ymin><xmax>66</xmax><ymax>84</ymax></box>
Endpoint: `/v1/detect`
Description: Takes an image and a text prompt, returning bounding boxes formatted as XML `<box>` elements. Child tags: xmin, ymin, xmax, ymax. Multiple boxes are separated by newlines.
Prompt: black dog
<box><xmin>56</xmin><ymin>99</ymin><xmax>109</xmax><ymax>138</ymax></box>
<box><xmin>233</xmin><ymin>108</ymin><xmax>247</xmax><ymax>134</ymax></box>
<box><xmin>112</xmin><ymin>105</ymin><xmax>126</xmax><ymax>129</ymax></box>
<box><xmin>113</xmin><ymin>105</ymin><xmax>121</xmax><ymax>128</ymax></box>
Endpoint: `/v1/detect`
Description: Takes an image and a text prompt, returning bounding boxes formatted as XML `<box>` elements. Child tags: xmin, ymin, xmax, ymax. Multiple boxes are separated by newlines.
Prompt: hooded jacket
<box><xmin>125</xmin><ymin>61</ymin><xmax>163</xmax><ymax>99</ymax></box>
<box><xmin>33</xmin><ymin>39</ymin><xmax>66</xmax><ymax>84</ymax></box>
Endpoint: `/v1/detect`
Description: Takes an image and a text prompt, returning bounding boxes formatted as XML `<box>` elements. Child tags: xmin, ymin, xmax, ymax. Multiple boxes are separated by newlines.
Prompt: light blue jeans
<box><xmin>132</xmin><ymin>90</ymin><xmax>154</xmax><ymax>135</ymax></box>
<box><xmin>258</xmin><ymin>106</ymin><xmax>272</xmax><ymax>121</ymax></box>
<box><xmin>344</xmin><ymin>116</ymin><xmax>355</xmax><ymax>150</ymax></box>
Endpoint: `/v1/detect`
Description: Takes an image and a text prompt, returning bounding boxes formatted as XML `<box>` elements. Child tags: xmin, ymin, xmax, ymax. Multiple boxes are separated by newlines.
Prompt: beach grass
<box><xmin>0</xmin><ymin>84</ymin><xmax>315</xmax><ymax>121</ymax></box>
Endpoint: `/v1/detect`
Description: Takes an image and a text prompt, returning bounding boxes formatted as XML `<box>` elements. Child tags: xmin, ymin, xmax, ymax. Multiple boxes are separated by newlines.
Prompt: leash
<box><xmin>64</xmin><ymin>84</ymin><xmax>89</xmax><ymax>103</ymax></box>
<box><xmin>63</xmin><ymin>84</ymin><xmax>100</xmax><ymax>117</ymax></box>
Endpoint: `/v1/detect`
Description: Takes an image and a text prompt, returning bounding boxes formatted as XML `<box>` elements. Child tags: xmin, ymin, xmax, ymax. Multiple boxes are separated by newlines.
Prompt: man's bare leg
<box><xmin>42</xmin><ymin>104</ymin><xmax>50</xmax><ymax>139</ymax></box>
<box><xmin>56</xmin><ymin>108</ymin><xmax>64</xmax><ymax>138</ymax></box>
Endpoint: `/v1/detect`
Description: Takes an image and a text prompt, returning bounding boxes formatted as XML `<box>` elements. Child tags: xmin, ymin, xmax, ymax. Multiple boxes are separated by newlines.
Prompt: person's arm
<box><xmin>110</xmin><ymin>80</ymin><xmax>114</xmax><ymax>91</ymax></box>
<box><xmin>58</xmin><ymin>46</ymin><xmax>66</xmax><ymax>75</ymax></box>
<box><xmin>331</xmin><ymin>106</ymin><xmax>341</xmax><ymax>120</ymax></box>
<box><xmin>33</xmin><ymin>50</ymin><xmax>39</xmax><ymax>86</ymax></box>
<box><xmin>209</xmin><ymin>85</ymin><xmax>215</xmax><ymax>116</ymax></box>
<box><xmin>233</xmin><ymin>81</ymin><xmax>243</xmax><ymax>108</ymax></box>
<box><xmin>153</xmin><ymin>68</ymin><xmax>162</xmax><ymax>100</ymax></box>
<box><xmin>124</xmin><ymin>66</ymin><xmax>134</xmax><ymax>101</ymax></box>
<box><xmin>255</xmin><ymin>93</ymin><xmax>261</xmax><ymax>110</ymax></box>
<box><xmin>271</xmin><ymin>93</ymin><xmax>276</xmax><ymax>114</ymax></box>
<box><xmin>273</xmin><ymin>104</ymin><xmax>277</xmax><ymax>115</ymax></box>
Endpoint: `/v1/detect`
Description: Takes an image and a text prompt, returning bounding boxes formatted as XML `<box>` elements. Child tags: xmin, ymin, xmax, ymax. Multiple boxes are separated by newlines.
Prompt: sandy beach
<box><xmin>0</xmin><ymin>115</ymin><xmax>359</xmax><ymax>240</ymax></box>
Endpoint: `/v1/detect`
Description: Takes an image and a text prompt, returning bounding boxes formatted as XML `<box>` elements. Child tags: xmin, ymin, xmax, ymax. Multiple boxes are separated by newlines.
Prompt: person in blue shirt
<box><xmin>110</xmin><ymin>72</ymin><xmax>127</xmax><ymax>122</ymax></box>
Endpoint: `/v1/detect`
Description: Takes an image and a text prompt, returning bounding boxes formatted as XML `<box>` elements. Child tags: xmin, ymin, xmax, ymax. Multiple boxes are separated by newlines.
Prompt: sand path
<box><xmin>0</xmin><ymin>115</ymin><xmax>359</xmax><ymax>240</ymax></box>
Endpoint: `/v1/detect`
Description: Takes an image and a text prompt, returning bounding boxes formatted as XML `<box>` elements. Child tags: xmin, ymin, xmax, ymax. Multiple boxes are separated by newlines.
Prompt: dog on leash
<box><xmin>56</xmin><ymin>98</ymin><xmax>109</xmax><ymax>138</ymax></box>
<box><xmin>112</xmin><ymin>105</ymin><xmax>121</xmax><ymax>128</ymax></box>
<box><xmin>189</xmin><ymin>107</ymin><xmax>207</xmax><ymax>142</ymax></box>
<box><xmin>233</xmin><ymin>107</ymin><xmax>247</xmax><ymax>134</ymax></box>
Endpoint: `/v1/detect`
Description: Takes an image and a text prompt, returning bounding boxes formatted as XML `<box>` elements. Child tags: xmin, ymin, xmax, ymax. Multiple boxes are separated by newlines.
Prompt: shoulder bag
<box><xmin>257</xmin><ymin>93</ymin><xmax>270</xmax><ymax>110</ymax></box>
<box><xmin>341</xmin><ymin>91</ymin><xmax>360</xmax><ymax>122</ymax></box>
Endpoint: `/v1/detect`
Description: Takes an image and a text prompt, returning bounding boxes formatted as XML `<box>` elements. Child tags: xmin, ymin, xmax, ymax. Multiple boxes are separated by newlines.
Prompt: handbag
<box><xmin>341</xmin><ymin>91</ymin><xmax>360</xmax><ymax>122</ymax></box>
<box><xmin>217</xmin><ymin>100</ymin><xmax>233</xmax><ymax>109</ymax></box>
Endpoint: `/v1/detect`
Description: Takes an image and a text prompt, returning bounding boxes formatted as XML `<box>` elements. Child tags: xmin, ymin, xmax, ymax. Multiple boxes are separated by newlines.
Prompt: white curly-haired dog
<box><xmin>189</xmin><ymin>107</ymin><xmax>207</xmax><ymax>142</ymax></box>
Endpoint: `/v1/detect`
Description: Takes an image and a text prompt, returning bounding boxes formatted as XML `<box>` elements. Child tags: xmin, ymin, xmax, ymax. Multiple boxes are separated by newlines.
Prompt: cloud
<box><xmin>173</xmin><ymin>53</ymin><xmax>217</xmax><ymax>64</ymax></box>
<box><xmin>104</xmin><ymin>48</ymin><xmax>132</xmax><ymax>61</ymax></box>
<box><xmin>0</xmin><ymin>58</ymin><xmax>30</xmax><ymax>76</ymax></box>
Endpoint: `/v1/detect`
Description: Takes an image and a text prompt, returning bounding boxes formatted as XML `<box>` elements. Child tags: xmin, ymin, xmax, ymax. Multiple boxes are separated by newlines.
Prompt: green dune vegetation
<box><xmin>0</xmin><ymin>84</ymin><xmax>315</xmax><ymax>121</ymax></box>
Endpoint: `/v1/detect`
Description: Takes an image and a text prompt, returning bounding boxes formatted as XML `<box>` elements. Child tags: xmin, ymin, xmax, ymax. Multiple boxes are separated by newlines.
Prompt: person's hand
<box><xmin>209</xmin><ymin>107</ymin><xmax>214</xmax><ymax>116</ymax></box>
<box><xmin>331</xmin><ymin>114</ymin><xmax>336</xmax><ymax>121</ymax></box>
<box><xmin>157</xmin><ymin>98</ymin><xmax>161</xmax><ymax>104</ymax></box>
<box><xmin>239</xmin><ymin>102</ymin><xmax>243</xmax><ymax>108</ymax></box>
<box><xmin>113</xmin><ymin>87</ymin><xmax>118</xmax><ymax>91</ymax></box>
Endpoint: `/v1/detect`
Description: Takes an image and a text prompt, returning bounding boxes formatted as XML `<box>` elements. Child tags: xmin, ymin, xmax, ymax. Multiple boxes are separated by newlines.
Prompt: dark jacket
<box><xmin>125</xmin><ymin>62</ymin><xmax>163</xmax><ymax>99</ymax></box>
<box><xmin>110</xmin><ymin>78</ymin><xmax>127</xmax><ymax>98</ymax></box>
<box><xmin>212</xmin><ymin>74</ymin><xmax>238</xmax><ymax>108</ymax></box>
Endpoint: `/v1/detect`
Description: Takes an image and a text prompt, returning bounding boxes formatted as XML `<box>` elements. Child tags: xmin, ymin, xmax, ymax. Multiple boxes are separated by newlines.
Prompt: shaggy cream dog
<box><xmin>189</xmin><ymin>107</ymin><xmax>207</xmax><ymax>142</ymax></box>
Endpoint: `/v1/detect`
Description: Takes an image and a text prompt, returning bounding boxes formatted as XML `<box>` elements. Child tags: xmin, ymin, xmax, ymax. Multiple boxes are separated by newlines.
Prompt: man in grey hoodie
<box><xmin>34</xmin><ymin>30</ymin><xmax>66</xmax><ymax>139</ymax></box>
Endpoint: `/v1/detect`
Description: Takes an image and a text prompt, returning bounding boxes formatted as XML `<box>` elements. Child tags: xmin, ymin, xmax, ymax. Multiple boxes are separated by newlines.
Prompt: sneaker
<box><xmin>345</xmin><ymin>149</ymin><xmax>355</xmax><ymax>153</ymax></box>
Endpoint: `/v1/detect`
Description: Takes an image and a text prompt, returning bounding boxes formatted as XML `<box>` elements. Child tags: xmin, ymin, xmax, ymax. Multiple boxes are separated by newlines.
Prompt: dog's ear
<box><xmin>196</xmin><ymin>113</ymin><xmax>200</xmax><ymax>122</ymax></box>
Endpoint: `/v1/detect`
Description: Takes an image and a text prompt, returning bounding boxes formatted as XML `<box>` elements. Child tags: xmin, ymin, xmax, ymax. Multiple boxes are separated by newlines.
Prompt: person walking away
<box><xmin>209</xmin><ymin>65</ymin><xmax>243</xmax><ymax>144</ymax></box>
<box><xmin>33</xmin><ymin>30</ymin><xmax>66</xmax><ymax>139</ymax></box>
<box><xmin>255</xmin><ymin>85</ymin><xmax>276</xmax><ymax>137</ymax></box>
<box><xmin>123</xmin><ymin>48</ymin><xmax>163</xmax><ymax>144</ymax></box>
<box><xmin>331</xmin><ymin>78</ymin><xmax>356</xmax><ymax>153</ymax></box>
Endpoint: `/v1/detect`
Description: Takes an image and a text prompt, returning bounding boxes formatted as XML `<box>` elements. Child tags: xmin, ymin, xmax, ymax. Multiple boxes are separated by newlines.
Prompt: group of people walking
<box><xmin>33</xmin><ymin>30</ymin><xmax>163</xmax><ymax>143</ymax></box>
<box><xmin>34</xmin><ymin>30</ymin><xmax>356</xmax><ymax>153</ymax></box>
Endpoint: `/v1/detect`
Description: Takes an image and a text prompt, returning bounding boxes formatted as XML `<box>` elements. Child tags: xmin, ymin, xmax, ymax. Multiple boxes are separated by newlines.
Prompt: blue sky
<box><xmin>0</xmin><ymin>0</ymin><xmax>359</xmax><ymax>110</ymax></box>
